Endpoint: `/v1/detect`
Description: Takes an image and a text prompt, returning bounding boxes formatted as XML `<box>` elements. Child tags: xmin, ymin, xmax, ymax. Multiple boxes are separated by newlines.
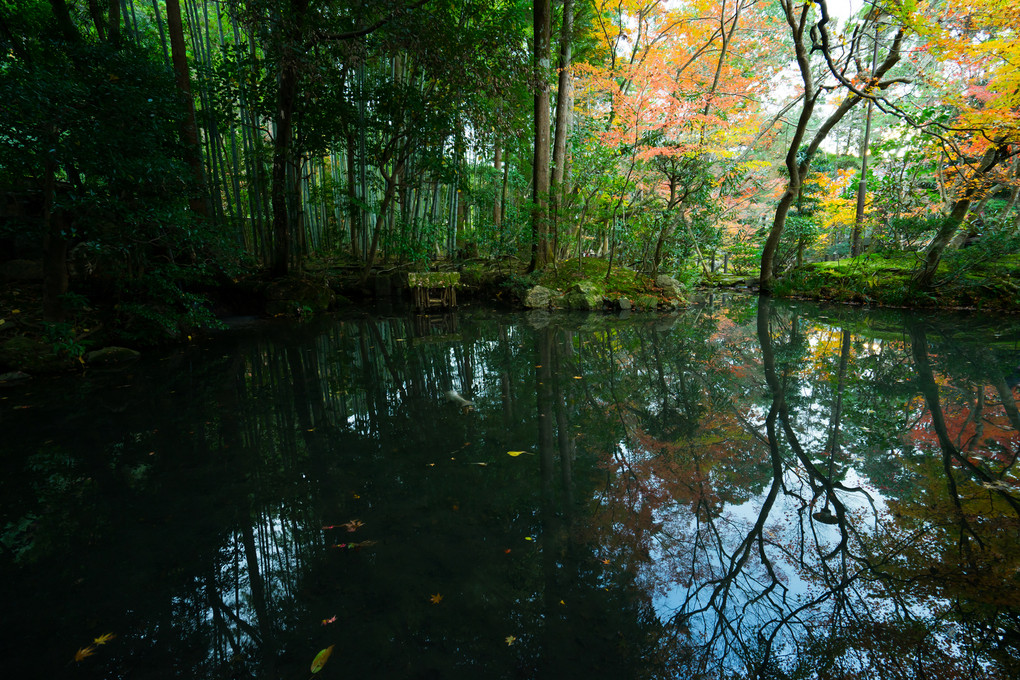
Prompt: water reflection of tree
<box><xmin>7</xmin><ymin>305</ymin><xmax>1020</xmax><ymax>678</ymax></box>
<box><xmin>604</xmin><ymin>297</ymin><xmax>1020</xmax><ymax>678</ymax></box>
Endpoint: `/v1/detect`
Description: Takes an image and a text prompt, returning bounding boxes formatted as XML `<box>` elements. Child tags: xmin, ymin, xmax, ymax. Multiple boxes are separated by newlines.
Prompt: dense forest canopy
<box><xmin>1</xmin><ymin>0</ymin><xmax>1018</xmax><ymax>334</ymax></box>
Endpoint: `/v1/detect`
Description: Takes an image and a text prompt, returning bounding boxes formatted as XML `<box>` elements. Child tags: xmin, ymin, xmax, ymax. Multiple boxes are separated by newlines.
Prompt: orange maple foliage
<box><xmin>576</xmin><ymin>0</ymin><xmax>786</xmax><ymax>203</ymax></box>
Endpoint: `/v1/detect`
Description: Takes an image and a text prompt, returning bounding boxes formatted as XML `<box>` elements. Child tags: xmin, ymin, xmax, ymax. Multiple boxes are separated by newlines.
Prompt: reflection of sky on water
<box><xmin>642</xmin><ymin>458</ymin><xmax>908</xmax><ymax>675</ymax></box>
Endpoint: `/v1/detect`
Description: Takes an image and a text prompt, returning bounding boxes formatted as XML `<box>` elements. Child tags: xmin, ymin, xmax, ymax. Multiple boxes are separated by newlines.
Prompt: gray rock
<box><xmin>617</xmin><ymin>298</ymin><xmax>632</xmax><ymax>311</ymax></box>
<box><xmin>85</xmin><ymin>346</ymin><xmax>140</xmax><ymax>365</ymax></box>
<box><xmin>0</xmin><ymin>371</ymin><xmax>31</xmax><ymax>384</ymax></box>
<box><xmin>655</xmin><ymin>274</ymin><xmax>685</xmax><ymax>300</ymax></box>
<box><xmin>564</xmin><ymin>282</ymin><xmax>601</xmax><ymax>310</ymax></box>
<box><xmin>523</xmin><ymin>285</ymin><xmax>554</xmax><ymax>309</ymax></box>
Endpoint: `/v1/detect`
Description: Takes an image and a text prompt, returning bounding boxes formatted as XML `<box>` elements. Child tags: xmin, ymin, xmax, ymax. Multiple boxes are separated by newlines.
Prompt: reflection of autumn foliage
<box><xmin>905</xmin><ymin>388</ymin><xmax>1020</xmax><ymax>472</ymax></box>
<box><xmin>840</xmin><ymin>325</ymin><xmax>1020</xmax><ymax>676</ymax></box>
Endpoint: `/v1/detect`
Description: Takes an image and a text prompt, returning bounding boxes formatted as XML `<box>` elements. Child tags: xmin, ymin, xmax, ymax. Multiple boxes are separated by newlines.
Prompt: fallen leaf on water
<box><xmin>524</xmin><ymin>537</ymin><xmax>533</xmax><ymax>541</ymax></box>
<box><xmin>321</xmin><ymin>615</ymin><xmax>337</xmax><ymax>626</ymax></box>
<box><xmin>349</xmin><ymin>540</ymin><xmax>377</xmax><ymax>548</ymax></box>
<box><xmin>341</xmin><ymin>519</ymin><xmax>364</xmax><ymax>532</ymax></box>
<box><xmin>93</xmin><ymin>633</ymin><xmax>116</xmax><ymax>645</ymax></box>
<box><xmin>430</xmin><ymin>593</ymin><xmax>443</xmax><ymax>604</ymax></box>
<box><xmin>469</xmin><ymin>462</ymin><xmax>488</xmax><ymax>467</ymax></box>
<box><xmin>310</xmin><ymin>644</ymin><xmax>335</xmax><ymax>673</ymax></box>
<box><xmin>505</xmin><ymin>635</ymin><xmax>516</xmax><ymax>646</ymax></box>
<box><xmin>334</xmin><ymin>540</ymin><xmax>377</xmax><ymax>550</ymax></box>
<box><xmin>74</xmin><ymin>645</ymin><xmax>96</xmax><ymax>662</ymax></box>
<box><xmin>601</xmin><ymin>558</ymin><xmax>610</xmax><ymax>565</ymax></box>
<box><xmin>504</xmin><ymin>549</ymin><xmax>511</xmax><ymax>554</ymax></box>
<box><xmin>506</xmin><ymin>451</ymin><xmax>530</xmax><ymax>457</ymax></box>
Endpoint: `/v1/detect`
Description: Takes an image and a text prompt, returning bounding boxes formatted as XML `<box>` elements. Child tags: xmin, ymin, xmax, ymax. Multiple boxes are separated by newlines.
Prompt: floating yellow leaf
<box><xmin>310</xmin><ymin>644</ymin><xmax>335</xmax><ymax>673</ymax></box>
<box><xmin>506</xmin><ymin>451</ymin><xmax>530</xmax><ymax>457</ymax></box>
<box><xmin>524</xmin><ymin>537</ymin><xmax>533</xmax><ymax>541</ymax></box>
<box><xmin>74</xmin><ymin>645</ymin><xmax>96</xmax><ymax>662</ymax></box>
<box><xmin>430</xmin><ymin>593</ymin><xmax>443</xmax><ymax>604</ymax></box>
<box><xmin>505</xmin><ymin>635</ymin><xmax>517</xmax><ymax>646</ymax></box>
<box><xmin>93</xmin><ymin>633</ymin><xmax>116</xmax><ymax>645</ymax></box>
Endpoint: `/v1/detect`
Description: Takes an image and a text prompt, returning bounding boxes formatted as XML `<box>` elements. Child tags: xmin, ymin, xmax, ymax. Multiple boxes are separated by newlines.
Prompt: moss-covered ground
<box><xmin>772</xmin><ymin>252</ymin><xmax>1020</xmax><ymax>312</ymax></box>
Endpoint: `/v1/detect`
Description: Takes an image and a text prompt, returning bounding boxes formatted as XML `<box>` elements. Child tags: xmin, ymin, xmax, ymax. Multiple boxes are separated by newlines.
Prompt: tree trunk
<box><xmin>914</xmin><ymin>143</ymin><xmax>1008</xmax><ymax>289</ymax></box>
<box><xmin>760</xmin><ymin>6</ymin><xmax>903</xmax><ymax>292</ymax></box>
<box><xmin>851</xmin><ymin>27</ymin><xmax>880</xmax><ymax>257</ymax></box>
<box><xmin>270</xmin><ymin>0</ymin><xmax>309</xmax><ymax>277</ymax></box>
<box><xmin>48</xmin><ymin>0</ymin><xmax>80</xmax><ymax>41</ymax></box>
<box><xmin>41</xmin><ymin>155</ymin><xmax>68</xmax><ymax>323</ymax></box>
<box><xmin>493</xmin><ymin>140</ymin><xmax>503</xmax><ymax>229</ymax></box>
<box><xmin>87</xmin><ymin>0</ymin><xmax>107</xmax><ymax>39</ymax></box>
<box><xmin>165</xmin><ymin>0</ymin><xmax>209</xmax><ymax>220</ymax></box>
<box><xmin>107</xmin><ymin>0</ymin><xmax>121</xmax><ymax>45</ymax></box>
<box><xmin>345</xmin><ymin>133</ymin><xmax>361</xmax><ymax>258</ymax></box>
<box><xmin>528</xmin><ymin>0</ymin><xmax>552</xmax><ymax>272</ymax></box>
<box><xmin>550</xmin><ymin>0</ymin><xmax>573</xmax><ymax>257</ymax></box>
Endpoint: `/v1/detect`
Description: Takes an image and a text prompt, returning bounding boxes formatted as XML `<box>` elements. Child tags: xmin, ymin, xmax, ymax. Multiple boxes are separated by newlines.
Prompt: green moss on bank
<box><xmin>522</xmin><ymin>258</ymin><xmax>684</xmax><ymax>309</ymax></box>
<box><xmin>774</xmin><ymin>253</ymin><xmax>1020</xmax><ymax>311</ymax></box>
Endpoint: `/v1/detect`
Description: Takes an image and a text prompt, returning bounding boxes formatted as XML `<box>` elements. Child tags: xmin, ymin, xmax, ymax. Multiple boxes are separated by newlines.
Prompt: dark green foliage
<box><xmin>0</xmin><ymin>0</ymin><xmax>234</xmax><ymax>342</ymax></box>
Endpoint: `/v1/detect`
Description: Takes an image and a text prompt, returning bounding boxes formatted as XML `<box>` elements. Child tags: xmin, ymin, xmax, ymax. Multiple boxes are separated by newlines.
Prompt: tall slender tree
<box><xmin>759</xmin><ymin>1</ymin><xmax>904</xmax><ymax>292</ymax></box>
<box><xmin>529</xmin><ymin>0</ymin><xmax>553</xmax><ymax>271</ymax></box>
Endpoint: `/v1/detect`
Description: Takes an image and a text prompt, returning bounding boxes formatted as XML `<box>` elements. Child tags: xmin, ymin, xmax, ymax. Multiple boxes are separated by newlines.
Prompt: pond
<box><xmin>2</xmin><ymin>295</ymin><xmax>1020</xmax><ymax>679</ymax></box>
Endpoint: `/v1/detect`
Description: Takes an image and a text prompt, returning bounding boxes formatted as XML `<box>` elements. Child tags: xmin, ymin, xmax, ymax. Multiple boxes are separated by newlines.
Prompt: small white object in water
<box><xmin>446</xmin><ymin>390</ymin><xmax>474</xmax><ymax>411</ymax></box>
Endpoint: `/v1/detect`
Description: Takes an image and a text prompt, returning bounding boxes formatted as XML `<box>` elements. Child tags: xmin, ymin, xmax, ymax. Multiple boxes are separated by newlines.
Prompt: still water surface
<box><xmin>2</xmin><ymin>295</ymin><xmax>1020</xmax><ymax>679</ymax></box>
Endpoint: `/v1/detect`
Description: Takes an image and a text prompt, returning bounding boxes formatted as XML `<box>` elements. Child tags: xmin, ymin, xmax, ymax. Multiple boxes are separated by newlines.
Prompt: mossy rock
<box><xmin>524</xmin><ymin>285</ymin><xmax>555</xmax><ymax>309</ymax></box>
<box><xmin>85</xmin><ymin>346</ymin><xmax>140</xmax><ymax>366</ymax></box>
<box><xmin>265</xmin><ymin>277</ymin><xmax>335</xmax><ymax>316</ymax></box>
<box><xmin>0</xmin><ymin>335</ymin><xmax>74</xmax><ymax>373</ymax></box>
<box><xmin>562</xmin><ymin>282</ymin><xmax>602</xmax><ymax>310</ymax></box>
<box><xmin>654</xmin><ymin>274</ymin><xmax>686</xmax><ymax>301</ymax></box>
